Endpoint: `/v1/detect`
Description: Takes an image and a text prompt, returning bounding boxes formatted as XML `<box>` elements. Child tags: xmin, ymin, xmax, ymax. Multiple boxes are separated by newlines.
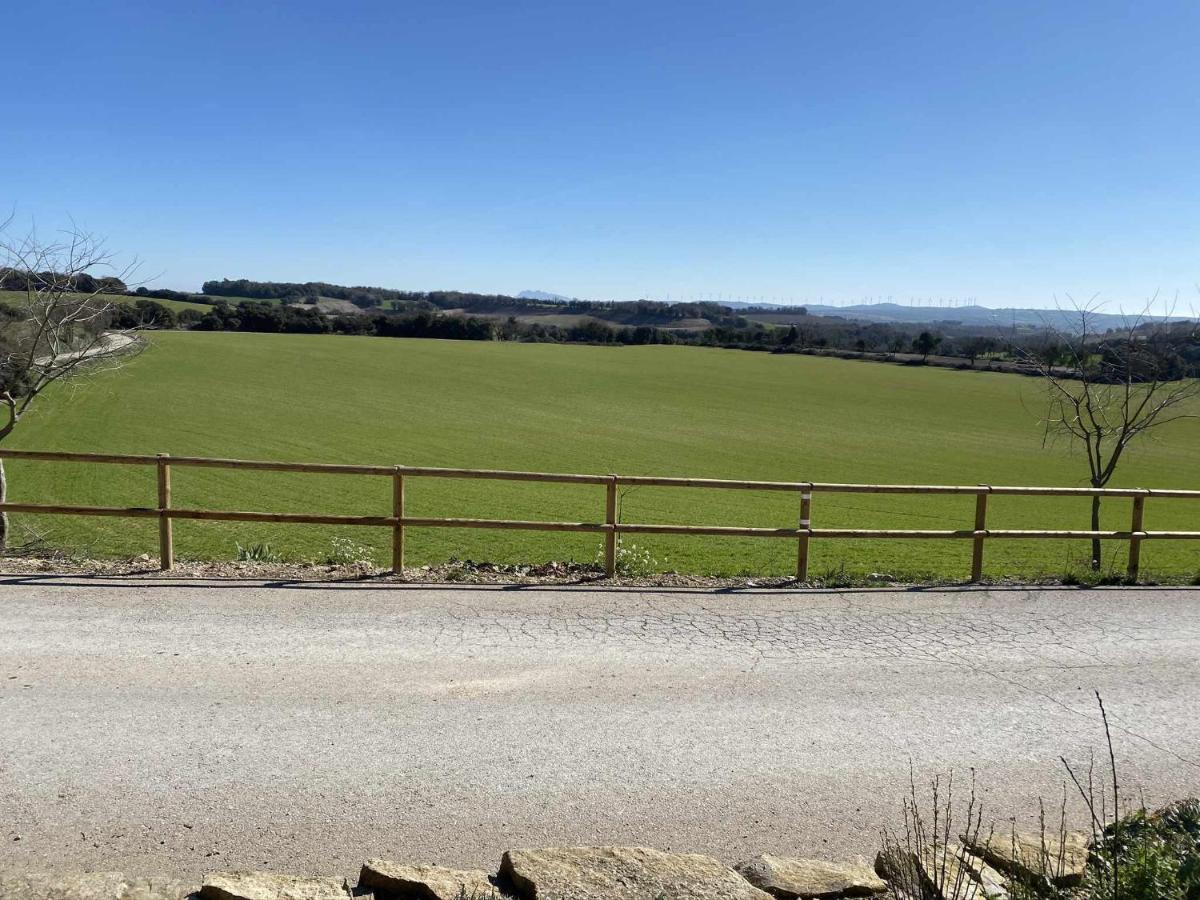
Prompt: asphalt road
<box><xmin>1</xmin><ymin>577</ymin><xmax>1198</xmax><ymax>881</ymax></box>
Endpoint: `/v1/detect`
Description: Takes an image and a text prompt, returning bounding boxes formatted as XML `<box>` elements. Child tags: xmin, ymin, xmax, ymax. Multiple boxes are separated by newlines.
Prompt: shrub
<box><xmin>890</xmin><ymin>696</ymin><xmax>1200</xmax><ymax>900</ymax></box>
<box><xmin>595</xmin><ymin>541</ymin><xmax>663</xmax><ymax>577</ymax></box>
<box><xmin>323</xmin><ymin>536</ymin><xmax>376</xmax><ymax>567</ymax></box>
<box><xmin>235</xmin><ymin>542</ymin><xmax>280</xmax><ymax>563</ymax></box>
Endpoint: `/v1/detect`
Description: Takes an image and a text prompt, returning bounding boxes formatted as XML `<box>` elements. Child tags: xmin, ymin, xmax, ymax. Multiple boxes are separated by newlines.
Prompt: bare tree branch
<box><xmin>1014</xmin><ymin>296</ymin><xmax>1200</xmax><ymax>570</ymax></box>
<box><xmin>0</xmin><ymin>220</ymin><xmax>144</xmax><ymax>549</ymax></box>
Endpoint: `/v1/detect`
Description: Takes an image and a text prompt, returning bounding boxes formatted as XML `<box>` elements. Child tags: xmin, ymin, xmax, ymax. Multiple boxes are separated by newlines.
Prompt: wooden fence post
<box><xmin>156</xmin><ymin>453</ymin><xmax>173</xmax><ymax>571</ymax></box>
<box><xmin>1127</xmin><ymin>493</ymin><xmax>1146</xmax><ymax>580</ymax></box>
<box><xmin>970</xmin><ymin>487</ymin><xmax>988</xmax><ymax>582</ymax></box>
<box><xmin>604</xmin><ymin>476</ymin><xmax>617</xmax><ymax>576</ymax></box>
<box><xmin>796</xmin><ymin>486</ymin><xmax>812</xmax><ymax>581</ymax></box>
<box><xmin>392</xmin><ymin>467</ymin><xmax>405</xmax><ymax>574</ymax></box>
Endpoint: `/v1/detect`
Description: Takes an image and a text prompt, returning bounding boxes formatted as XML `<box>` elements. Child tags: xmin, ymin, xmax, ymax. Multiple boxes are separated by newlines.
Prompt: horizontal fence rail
<box><xmin>1</xmin><ymin>448</ymin><xmax>1198</xmax><ymax>580</ymax></box>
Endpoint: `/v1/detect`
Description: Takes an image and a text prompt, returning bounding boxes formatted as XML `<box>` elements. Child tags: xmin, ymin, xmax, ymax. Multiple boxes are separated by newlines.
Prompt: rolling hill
<box><xmin>3</xmin><ymin>330</ymin><xmax>1198</xmax><ymax>578</ymax></box>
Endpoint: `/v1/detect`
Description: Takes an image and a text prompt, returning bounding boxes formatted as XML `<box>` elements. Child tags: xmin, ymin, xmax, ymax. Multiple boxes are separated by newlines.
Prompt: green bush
<box><xmin>235</xmin><ymin>542</ymin><xmax>281</xmax><ymax>563</ymax></box>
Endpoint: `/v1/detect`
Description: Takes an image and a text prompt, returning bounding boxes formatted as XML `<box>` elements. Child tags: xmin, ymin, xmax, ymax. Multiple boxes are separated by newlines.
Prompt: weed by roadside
<box><xmin>235</xmin><ymin>542</ymin><xmax>281</xmax><ymax>563</ymax></box>
<box><xmin>1061</xmin><ymin>569</ymin><xmax>1136</xmax><ymax>588</ymax></box>
<box><xmin>322</xmin><ymin>536</ymin><xmax>375</xmax><ymax>567</ymax></box>
<box><xmin>884</xmin><ymin>694</ymin><xmax>1200</xmax><ymax>900</ymax></box>
<box><xmin>594</xmin><ymin>541</ymin><xmax>666</xmax><ymax>577</ymax></box>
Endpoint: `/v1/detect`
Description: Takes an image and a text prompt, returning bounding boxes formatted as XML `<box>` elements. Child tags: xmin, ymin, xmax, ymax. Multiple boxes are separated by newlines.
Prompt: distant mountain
<box><xmin>797</xmin><ymin>302</ymin><xmax>1191</xmax><ymax>332</ymax></box>
<box><xmin>517</xmin><ymin>289</ymin><xmax>575</xmax><ymax>302</ymax></box>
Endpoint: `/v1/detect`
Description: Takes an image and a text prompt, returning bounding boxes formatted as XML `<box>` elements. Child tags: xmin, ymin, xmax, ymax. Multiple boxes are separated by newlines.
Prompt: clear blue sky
<box><xmin>6</xmin><ymin>0</ymin><xmax>1199</xmax><ymax>309</ymax></box>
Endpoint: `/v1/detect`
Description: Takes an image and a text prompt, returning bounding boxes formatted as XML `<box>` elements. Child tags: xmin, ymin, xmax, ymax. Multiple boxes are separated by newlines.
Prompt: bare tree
<box><xmin>1018</xmin><ymin>297</ymin><xmax>1199</xmax><ymax>570</ymax></box>
<box><xmin>0</xmin><ymin>220</ymin><xmax>143</xmax><ymax>549</ymax></box>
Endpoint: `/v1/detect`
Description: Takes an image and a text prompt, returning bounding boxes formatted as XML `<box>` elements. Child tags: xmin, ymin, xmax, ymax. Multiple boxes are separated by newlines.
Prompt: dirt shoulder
<box><xmin>2</xmin><ymin>554</ymin><xmax>1194</xmax><ymax>589</ymax></box>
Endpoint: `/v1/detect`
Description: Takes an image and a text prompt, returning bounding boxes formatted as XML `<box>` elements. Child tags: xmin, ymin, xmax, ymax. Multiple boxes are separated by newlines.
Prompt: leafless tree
<box><xmin>0</xmin><ymin>219</ymin><xmax>143</xmax><ymax>549</ymax></box>
<box><xmin>1017</xmin><ymin>297</ymin><xmax>1199</xmax><ymax>570</ymax></box>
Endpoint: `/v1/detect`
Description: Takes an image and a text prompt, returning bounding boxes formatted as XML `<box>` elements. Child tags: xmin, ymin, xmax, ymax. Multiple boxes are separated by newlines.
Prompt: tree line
<box><xmin>9</xmin><ymin>270</ymin><xmax>1197</xmax><ymax>375</ymax></box>
<box><xmin>198</xmin><ymin>279</ymin><xmax>764</xmax><ymax>327</ymax></box>
<box><xmin>87</xmin><ymin>296</ymin><xmax>1200</xmax><ymax>379</ymax></box>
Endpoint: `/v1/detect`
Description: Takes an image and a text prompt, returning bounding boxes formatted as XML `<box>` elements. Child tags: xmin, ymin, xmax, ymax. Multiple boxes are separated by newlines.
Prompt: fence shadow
<box><xmin>0</xmin><ymin>571</ymin><xmax>1190</xmax><ymax>595</ymax></box>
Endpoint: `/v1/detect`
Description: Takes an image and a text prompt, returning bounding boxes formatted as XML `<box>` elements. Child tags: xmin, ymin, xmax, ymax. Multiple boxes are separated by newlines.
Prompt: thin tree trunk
<box><xmin>0</xmin><ymin>456</ymin><xmax>7</xmax><ymax>552</ymax></box>
<box><xmin>1090</xmin><ymin>493</ymin><xmax>1102</xmax><ymax>571</ymax></box>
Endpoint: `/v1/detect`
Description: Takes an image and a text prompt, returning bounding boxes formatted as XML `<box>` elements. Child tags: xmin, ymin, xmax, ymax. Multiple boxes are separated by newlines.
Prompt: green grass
<box><xmin>0</xmin><ymin>290</ymin><xmax>212</xmax><ymax>314</ymax></box>
<box><xmin>4</xmin><ymin>331</ymin><xmax>1199</xmax><ymax>579</ymax></box>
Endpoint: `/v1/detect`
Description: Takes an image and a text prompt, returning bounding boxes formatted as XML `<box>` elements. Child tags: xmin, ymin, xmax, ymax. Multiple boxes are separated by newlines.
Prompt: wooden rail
<box><xmin>1</xmin><ymin>448</ymin><xmax>1198</xmax><ymax>581</ymax></box>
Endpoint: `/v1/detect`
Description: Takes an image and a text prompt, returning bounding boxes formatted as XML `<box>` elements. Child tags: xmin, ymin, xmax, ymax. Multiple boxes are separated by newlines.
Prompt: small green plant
<box><xmin>323</xmin><ymin>536</ymin><xmax>376</xmax><ymax>567</ymax></box>
<box><xmin>886</xmin><ymin>696</ymin><xmax>1199</xmax><ymax>900</ymax></box>
<box><xmin>1004</xmin><ymin>694</ymin><xmax>1197</xmax><ymax>900</ymax></box>
<box><xmin>595</xmin><ymin>541</ymin><xmax>663</xmax><ymax>577</ymax></box>
<box><xmin>235</xmin><ymin>542</ymin><xmax>281</xmax><ymax>563</ymax></box>
<box><xmin>815</xmin><ymin>562</ymin><xmax>855</xmax><ymax>589</ymax></box>
<box><xmin>1060</xmin><ymin>568</ymin><xmax>1132</xmax><ymax>588</ymax></box>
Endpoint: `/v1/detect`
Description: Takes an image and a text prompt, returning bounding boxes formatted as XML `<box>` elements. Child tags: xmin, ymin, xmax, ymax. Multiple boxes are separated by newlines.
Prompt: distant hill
<box><xmin>722</xmin><ymin>301</ymin><xmax>783</xmax><ymax>310</ymax></box>
<box><xmin>197</xmin><ymin>277</ymin><xmax>1193</xmax><ymax>336</ymax></box>
<box><xmin>792</xmin><ymin>302</ymin><xmax>1191</xmax><ymax>332</ymax></box>
<box><xmin>651</xmin><ymin>299</ymin><xmax>1191</xmax><ymax>332</ymax></box>
<box><xmin>518</xmin><ymin>289</ymin><xmax>576</xmax><ymax>302</ymax></box>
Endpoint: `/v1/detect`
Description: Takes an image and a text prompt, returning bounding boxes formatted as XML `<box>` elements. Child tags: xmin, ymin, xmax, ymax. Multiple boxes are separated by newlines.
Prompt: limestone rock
<box><xmin>915</xmin><ymin>845</ymin><xmax>1008</xmax><ymax>900</ymax></box>
<box><xmin>876</xmin><ymin>844</ymin><xmax>1008</xmax><ymax>900</ymax></box>
<box><xmin>0</xmin><ymin>873</ymin><xmax>195</xmax><ymax>900</ymax></box>
<box><xmin>499</xmin><ymin>847</ymin><xmax>773</xmax><ymax>900</ymax></box>
<box><xmin>870</xmin><ymin>851</ymin><xmax>922</xmax><ymax>900</ymax></box>
<box><xmin>359</xmin><ymin>860</ymin><xmax>495</xmax><ymax>900</ymax></box>
<box><xmin>200</xmin><ymin>872</ymin><xmax>350</xmax><ymax>900</ymax></box>
<box><xmin>961</xmin><ymin>831</ymin><xmax>1088</xmax><ymax>887</ymax></box>
<box><xmin>735</xmin><ymin>854</ymin><xmax>886</xmax><ymax>898</ymax></box>
<box><xmin>950</xmin><ymin>847</ymin><xmax>1008</xmax><ymax>900</ymax></box>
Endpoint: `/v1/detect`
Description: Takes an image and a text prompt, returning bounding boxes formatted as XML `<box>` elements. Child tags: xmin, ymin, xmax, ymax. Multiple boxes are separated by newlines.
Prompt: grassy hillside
<box><xmin>4</xmin><ymin>331</ymin><xmax>1199</xmax><ymax>578</ymax></box>
<box><xmin>0</xmin><ymin>290</ymin><xmax>212</xmax><ymax>314</ymax></box>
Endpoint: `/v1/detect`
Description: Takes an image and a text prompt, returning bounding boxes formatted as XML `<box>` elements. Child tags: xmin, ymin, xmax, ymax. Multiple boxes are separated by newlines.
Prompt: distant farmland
<box><xmin>5</xmin><ymin>330</ymin><xmax>1199</xmax><ymax>578</ymax></box>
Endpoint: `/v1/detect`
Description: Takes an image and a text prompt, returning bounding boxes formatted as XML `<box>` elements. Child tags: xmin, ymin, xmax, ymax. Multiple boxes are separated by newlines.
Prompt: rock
<box><xmin>0</xmin><ymin>872</ymin><xmax>196</xmax><ymax>900</ymax></box>
<box><xmin>358</xmin><ymin>860</ymin><xmax>495</xmax><ymax>900</ymax></box>
<box><xmin>951</xmin><ymin>847</ymin><xmax>1007</xmax><ymax>900</ymax></box>
<box><xmin>961</xmin><ymin>832</ymin><xmax>1088</xmax><ymax>888</ymax></box>
<box><xmin>122</xmin><ymin>880</ymin><xmax>199</xmax><ymax>900</ymax></box>
<box><xmin>915</xmin><ymin>845</ymin><xmax>1007</xmax><ymax>900</ymax></box>
<box><xmin>200</xmin><ymin>872</ymin><xmax>350</xmax><ymax>900</ymax></box>
<box><xmin>876</xmin><ymin>844</ymin><xmax>1008</xmax><ymax>900</ymax></box>
<box><xmin>499</xmin><ymin>847</ymin><xmax>774</xmax><ymax>900</ymax></box>
<box><xmin>870</xmin><ymin>851</ymin><xmax>921</xmax><ymax>900</ymax></box>
<box><xmin>735</xmin><ymin>854</ymin><xmax>886</xmax><ymax>898</ymax></box>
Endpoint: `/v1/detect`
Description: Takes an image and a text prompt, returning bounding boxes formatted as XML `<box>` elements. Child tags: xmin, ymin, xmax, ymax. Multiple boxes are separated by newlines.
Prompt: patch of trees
<box><xmin>131</xmin><ymin>286</ymin><xmax>219</xmax><ymax>305</ymax></box>
<box><xmin>191</xmin><ymin>300</ymin><xmax>329</xmax><ymax>334</ymax></box>
<box><xmin>198</xmin><ymin>279</ymin><xmax>755</xmax><ymax>325</ymax></box>
<box><xmin>110</xmin><ymin>299</ymin><xmax>178</xmax><ymax>329</ymax></box>
<box><xmin>1</xmin><ymin>268</ymin><xmax>127</xmax><ymax>294</ymax></box>
<box><xmin>166</xmin><ymin>300</ymin><xmax>691</xmax><ymax>345</ymax></box>
<box><xmin>201</xmin><ymin>278</ymin><xmax>433</xmax><ymax>311</ymax></box>
<box><xmin>421</xmin><ymin>293</ymin><xmax>750</xmax><ymax>328</ymax></box>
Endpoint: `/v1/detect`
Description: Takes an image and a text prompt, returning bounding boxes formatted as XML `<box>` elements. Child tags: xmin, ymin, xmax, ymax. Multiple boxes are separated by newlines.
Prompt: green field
<box><xmin>4</xmin><ymin>331</ymin><xmax>1199</xmax><ymax>579</ymax></box>
<box><xmin>0</xmin><ymin>291</ymin><xmax>212</xmax><ymax>314</ymax></box>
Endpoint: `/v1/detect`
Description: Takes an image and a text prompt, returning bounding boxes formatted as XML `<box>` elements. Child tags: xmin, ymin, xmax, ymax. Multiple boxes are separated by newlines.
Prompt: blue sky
<box><xmin>5</xmin><ymin>0</ymin><xmax>1199</xmax><ymax>310</ymax></box>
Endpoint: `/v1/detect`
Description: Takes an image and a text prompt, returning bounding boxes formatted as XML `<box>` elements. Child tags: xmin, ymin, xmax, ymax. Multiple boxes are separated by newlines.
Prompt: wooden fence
<box><xmin>1</xmin><ymin>448</ymin><xmax>1198</xmax><ymax>580</ymax></box>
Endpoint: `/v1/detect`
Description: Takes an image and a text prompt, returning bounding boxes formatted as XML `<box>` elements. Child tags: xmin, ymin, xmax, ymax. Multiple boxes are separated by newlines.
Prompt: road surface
<box><xmin>1</xmin><ymin>577</ymin><xmax>1198</xmax><ymax>880</ymax></box>
<box><xmin>32</xmin><ymin>332</ymin><xmax>139</xmax><ymax>369</ymax></box>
